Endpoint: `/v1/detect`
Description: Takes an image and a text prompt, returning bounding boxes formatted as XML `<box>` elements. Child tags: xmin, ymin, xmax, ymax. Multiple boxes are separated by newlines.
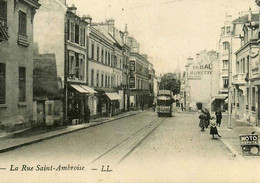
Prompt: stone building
<box><xmin>182</xmin><ymin>50</ymin><xmax>219</xmax><ymax>111</ymax></box>
<box><xmin>0</xmin><ymin>0</ymin><xmax>40</xmax><ymax>130</ymax></box>
<box><xmin>128</xmin><ymin>37</ymin><xmax>150</xmax><ymax>109</ymax></box>
<box><xmin>233</xmin><ymin>10</ymin><xmax>259</xmax><ymax>125</ymax></box>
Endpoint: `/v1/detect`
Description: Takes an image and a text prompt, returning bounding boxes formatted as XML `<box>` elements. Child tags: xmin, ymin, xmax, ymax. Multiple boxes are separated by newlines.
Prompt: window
<box><xmin>19</xmin><ymin>11</ymin><xmax>27</xmax><ymax>36</ymax></box>
<box><xmin>226</xmin><ymin>26</ymin><xmax>231</xmax><ymax>34</ymax></box>
<box><xmin>70</xmin><ymin>22</ymin><xmax>75</xmax><ymax>42</ymax></box>
<box><xmin>223</xmin><ymin>42</ymin><xmax>229</xmax><ymax>50</ymax></box>
<box><xmin>80</xmin><ymin>28</ymin><xmax>85</xmax><ymax>46</ymax></box>
<box><xmin>91</xmin><ymin>43</ymin><xmax>94</xmax><ymax>60</ymax></box>
<box><xmin>223</xmin><ymin>60</ymin><xmax>228</xmax><ymax>69</ymax></box>
<box><xmin>91</xmin><ymin>70</ymin><xmax>94</xmax><ymax>86</ymax></box>
<box><xmin>68</xmin><ymin>55</ymin><xmax>74</xmax><ymax>77</ymax></box>
<box><xmin>19</xmin><ymin>67</ymin><xmax>26</xmax><ymax>102</ymax></box>
<box><xmin>101</xmin><ymin>74</ymin><xmax>104</xmax><ymax>87</ymax></box>
<box><xmin>105</xmin><ymin>75</ymin><xmax>107</xmax><ymax>87</ymax></box>
<box><xmin>108</xmin><ymin>53</ymin><xmax>110</xmax><ymax>65</ymax></box>
<box><xmin>0</xmin><ymin>63</ymin><xmax>5</xmax><ymax>104</ymax></box>
<box><xmin>97</xmin><ymin>46</ymin><xmax>99</xmax><ymax>61</ymax></box>
<box><xmin>223</xmin><ymin>78</ymin><xmax>228</xmax><ymax>88</ymax></box>
<box><xmin>75</xmin><ymin>53</ymin><xmax>79</xmax><ymax>79</ymax></box>
<box><xmin>101</xmin><ymin>49</ymin><xmax>104</xmax><ymax>63</ymax></box>
<box><xmin>120</xmin><ymin>59</ymin><xmax>122</xmax><ymax>69</ymax></box>
<box><xmin>242</xmin><ymin>58</ymin><xmax>245</xmax><ymax>73</ymax></box>
<box><xmin>108</xmin><ymin>76</ymin><xmax>110</xmax><ymax>87</ymax></box>
<box><xmin>114</xmin><ymin>56</ymin><xmax>117</xmax><ymax>67</ymax></box>
<box><xmin>0</xmin><ymin>0</ymin><xmax>7</xmax><ymax>27</ymax></box>
<box><xmin>96</xmin><ymin>72</ymin><xmax>99</xmax><ymax>87</ymax></box>
<box><xmin>67</xmin><ymin>19</ymin><xmax>70</xmax><ymax>40</ymax></box>
<box><xmin>75</xmin><ymin>24</ymin><xmax>79</xmax><ymax>44</ymax></box>
<box><xmin>105</xmin><ymin>51</ymin><xmax>107</xmax><ymax>64</ymax></box>
<box><xmin>252</xmin><ymin>87</ymin><xmax>256</xmax><ymax>111</ymax></box>
<box><xmin>80</xmin><ymin>58</ymin><xmax>84</xmax><ymax>80</ymax></box>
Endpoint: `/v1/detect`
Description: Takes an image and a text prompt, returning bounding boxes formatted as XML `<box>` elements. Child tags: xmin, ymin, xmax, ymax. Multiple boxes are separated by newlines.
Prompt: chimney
<box><xmin>123</xmin><ymin>24</ymin><xmax>129</xmax><ymax>44</ymax></box>
<box><xmin>68</xmin><ymin>4</ymin><xmax>77</xmax><ymax>14</ymax></box>
<box><xmin>107</xmin><ymin>19</ymin><xmax>115</xmax><ymax>35</ymax></box>
<box><xmin>249</xmin><ymin>7</ymin><xmax>252</xmax><ymax>21</ymax></box>
<box><xmin>82</xmin><ymin>14</ymin><xmax>92</xmax><ymax>24</ymax></box>
<box><xmin>196</xmin><ymin>53</ymin><xmax>200</xmax><ymax>58</ymax></box>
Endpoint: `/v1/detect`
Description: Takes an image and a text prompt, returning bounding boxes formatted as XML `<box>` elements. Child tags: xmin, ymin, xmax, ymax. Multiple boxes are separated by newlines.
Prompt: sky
<box><xmin>67</xmin><ymin>0</ymin><xmax>259</xmax><ymax>75</ymax></box>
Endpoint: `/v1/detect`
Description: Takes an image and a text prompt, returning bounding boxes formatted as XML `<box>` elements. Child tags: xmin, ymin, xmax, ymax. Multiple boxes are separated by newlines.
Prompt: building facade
<box><xmin>0</xmin><ymin>0</ymin><xmax>40</xmax><ymax>128</ymax></box>
<box><xmin>181</xmin><ymin>51</ymin><xmax>219</xmax><ymax>111</ymax></box>
<box><xmin>233</xmin><ymin>10</ymin><xmax>259</xmax><ymax>125</ymax></box>
<box><xmin>128</xmin><ymin>37</ymin><xmax>150</xmax><ymax>109</ymax></box>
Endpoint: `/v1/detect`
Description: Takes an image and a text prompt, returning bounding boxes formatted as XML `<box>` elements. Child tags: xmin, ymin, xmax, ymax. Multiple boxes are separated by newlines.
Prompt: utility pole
<box><xmin>228</xmin><ymin>41</ymin><xmax>232</xmax><ymax>129</ymax></box>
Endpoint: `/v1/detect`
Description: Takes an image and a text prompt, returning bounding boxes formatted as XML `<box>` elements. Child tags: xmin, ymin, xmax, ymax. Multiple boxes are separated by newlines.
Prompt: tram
<box><xmin>157</xmin><ymin>90</ymin><xmax>173</xmax><ymax>117</ymax></box>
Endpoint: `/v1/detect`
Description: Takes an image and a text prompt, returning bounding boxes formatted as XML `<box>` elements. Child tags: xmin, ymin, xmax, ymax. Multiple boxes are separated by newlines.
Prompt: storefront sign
<box><xmin>240</xmin><ymin>134</ymin><xmax>258</xmax><ymax>145</ymax></box>
<box><xmin>129</xmin><ymin>77</ymin><xmax>135</xmax><ymax>88</ymax></box>
<box><xmin>188</xmin><ymin>62</ymin><xmax>212</xmax><ymax>79</ymax></box>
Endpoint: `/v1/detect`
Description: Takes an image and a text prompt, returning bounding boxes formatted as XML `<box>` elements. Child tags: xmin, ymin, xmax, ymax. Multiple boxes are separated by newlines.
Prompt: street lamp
<box><xmin>227</xmin><ymin>41</ymin><xmax>232</xmax><ymax>129</ymax></box>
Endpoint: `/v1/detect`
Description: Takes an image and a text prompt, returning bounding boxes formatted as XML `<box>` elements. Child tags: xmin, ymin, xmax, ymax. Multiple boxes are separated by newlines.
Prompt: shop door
<box><xmin>37</xmin><ymin>101</ymin><xmax>45</xmax><ymax>124</ymax></box>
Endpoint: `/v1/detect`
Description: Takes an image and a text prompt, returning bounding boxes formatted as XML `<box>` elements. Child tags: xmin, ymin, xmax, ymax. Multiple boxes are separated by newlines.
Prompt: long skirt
<box><xmin>210</xmin><ymin>126</ymin><xmax>218</xmax><ymax>135</ymax></box>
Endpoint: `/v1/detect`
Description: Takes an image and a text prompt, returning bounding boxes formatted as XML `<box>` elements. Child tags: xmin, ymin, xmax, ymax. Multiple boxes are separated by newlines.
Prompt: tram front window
<box><xmin>157</xmin><ymin>100</ymin><xmax>172</xmax><ymax>106</ymax></box>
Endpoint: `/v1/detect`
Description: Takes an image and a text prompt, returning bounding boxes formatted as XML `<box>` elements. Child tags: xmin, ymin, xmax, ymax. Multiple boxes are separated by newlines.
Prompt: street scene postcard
<box><xmin>2</xmin><ymin>0</ymin><xmax>260</xmax><ymax>182</ymax></box>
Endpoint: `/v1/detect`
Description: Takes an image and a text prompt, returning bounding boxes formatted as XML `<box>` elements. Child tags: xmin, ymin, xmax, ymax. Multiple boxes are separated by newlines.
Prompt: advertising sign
<box><xmin>240</xmin><ymin>134</ymin><xmax>258</xmax><ymax>145</ymax></box>
<box><xmin>129</xmin><ymin>77</ymin><xmax>135</xmax><ymax>88</ymax></box>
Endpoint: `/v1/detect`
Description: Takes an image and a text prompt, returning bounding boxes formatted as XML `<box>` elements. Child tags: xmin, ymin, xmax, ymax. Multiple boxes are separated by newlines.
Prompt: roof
<box><xmin>232</xmin><ymin>13</ymin><xmax>259</xmax><ymax>24</ymax></box>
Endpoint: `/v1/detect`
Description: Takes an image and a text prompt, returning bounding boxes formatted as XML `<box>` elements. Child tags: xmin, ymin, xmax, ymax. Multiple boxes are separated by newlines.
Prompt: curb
<box><xmin>220</xmin><ymin>138</ymin><xmax>243</xmax><ymax>160</ymax></box>
<box><xmin>0</xmin><ymin>111</ymin><xmax>141</xmax><ymax>154</ymax></box>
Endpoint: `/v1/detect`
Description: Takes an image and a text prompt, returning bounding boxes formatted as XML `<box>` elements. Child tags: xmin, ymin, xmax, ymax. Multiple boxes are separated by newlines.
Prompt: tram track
<box><xmin>88</xmin><ymin>117</ymin><xmax>169</xmax><ymax>166</ymax></box>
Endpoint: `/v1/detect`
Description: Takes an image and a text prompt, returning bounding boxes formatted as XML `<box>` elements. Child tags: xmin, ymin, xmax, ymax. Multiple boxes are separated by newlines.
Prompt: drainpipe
<box><xmin>63</xmin><ymin>11</ymin><xmax>68</xmax><ymax>126</ymax></box>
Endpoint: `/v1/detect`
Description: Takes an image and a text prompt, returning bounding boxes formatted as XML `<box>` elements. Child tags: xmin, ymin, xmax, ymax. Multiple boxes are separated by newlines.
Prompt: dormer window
<box><xmin>226</xmin><ymin>26</ymin><xmax>231</xmax><ymax>34</ymax></box>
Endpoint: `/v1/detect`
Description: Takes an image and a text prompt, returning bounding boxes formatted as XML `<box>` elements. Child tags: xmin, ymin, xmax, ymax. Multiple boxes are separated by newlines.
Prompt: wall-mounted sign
<box><xmin>129</xmin><ymin>77</ymin><xmax>135</xmax><ymax>88</ymax></box>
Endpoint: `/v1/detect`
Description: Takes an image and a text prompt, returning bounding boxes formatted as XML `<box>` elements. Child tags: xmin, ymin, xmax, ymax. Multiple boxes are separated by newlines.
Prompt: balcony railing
<box><xmin>233</xmin><ymin>73</ymin><xmax>247</xmax><ymax>84</ymax></box>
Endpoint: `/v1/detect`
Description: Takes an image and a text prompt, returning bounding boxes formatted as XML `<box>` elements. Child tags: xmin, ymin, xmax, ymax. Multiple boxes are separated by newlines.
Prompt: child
<box><xmin>210</xmin><ymin>118</ymin><xmax>221</xmax><ymax>139</ymax></box>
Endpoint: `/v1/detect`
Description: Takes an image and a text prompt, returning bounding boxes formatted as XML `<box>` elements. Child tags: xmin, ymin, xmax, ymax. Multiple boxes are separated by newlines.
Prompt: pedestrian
<box><xmin>180</xmin><ymin>98</ymin><xmax>184</xmax><ymax>111</ymax></box>
<box><xmin>152</xmin><ymin>102</ymin><xmax>156</xmax><ymax>112</ymax></box>
<box><xmin>215</xmin><ymin>109</ymin><xmax>222</xmax><ymax>127</ymax></box>
<box><xmin>210</xmin><ymin>118</ymin><xmax>221</xmax><ymax>139</ymax></box>
<box><xmin>203</xmin><ymin>108</ymin><xmax>211</xmax><ymax>128</ymax></box>
<box><xmin>85</xmin><ymin>106</ymin><xmax>90</xmax><ymax>123</ymax></box>
<box><xmin>199</xmin><ymin>110</ymin><xmax>207</xmax><ymax>132</ymax></box>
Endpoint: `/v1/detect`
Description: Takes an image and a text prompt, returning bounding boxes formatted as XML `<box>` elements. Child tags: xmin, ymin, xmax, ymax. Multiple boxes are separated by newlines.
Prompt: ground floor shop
<box><xmin>130</xmin><ymin>90</ymin><xmax>150</xmax><ymax>110</ymax></box>
<box><xmin>233</xmin><ymin>83</ymin><xmax>259</xmax><ymax>126</ymax></box>
<box><xmin>67</xmin><ymin>84</ymin><xmax>96</xmax><ymax>125</ymax></box>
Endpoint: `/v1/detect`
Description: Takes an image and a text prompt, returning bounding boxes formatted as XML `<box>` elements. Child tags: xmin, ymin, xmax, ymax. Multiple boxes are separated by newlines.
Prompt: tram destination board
<box><xmin>239</xmin><ymin>134</ymin><xmax>258</xmax><ymax>145</ymax></box>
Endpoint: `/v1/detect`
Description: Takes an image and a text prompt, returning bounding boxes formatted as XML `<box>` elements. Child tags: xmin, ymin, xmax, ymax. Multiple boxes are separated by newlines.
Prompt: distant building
<box><xmin>128</xmin><ymin>37</ymin><xmax>150</xmax><ymax>109</ymax></box>
<box><xmin>0</xmin><ymin>0</ymin><xmax>40</xmax><ymax>130</ymax></box>
<box><xmin>182</xmin><ymin>50</ymin><xmax>219</xmax><ymax>111</ymax></box>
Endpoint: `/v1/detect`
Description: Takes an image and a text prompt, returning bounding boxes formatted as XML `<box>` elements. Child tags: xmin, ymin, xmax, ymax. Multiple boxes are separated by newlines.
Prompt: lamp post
<box><xmin>227</xmin><ymin>41</ymin><xmax>232</xmax><ymax>129</ymax></box>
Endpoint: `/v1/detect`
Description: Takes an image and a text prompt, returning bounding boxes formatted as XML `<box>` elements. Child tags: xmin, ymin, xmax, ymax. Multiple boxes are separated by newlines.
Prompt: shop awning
<box><xmin>105</xmin><ymin>92</ymin><xmax>122</xmax><ymax>100</ymax></box>
<box><xmin>212</xmin><ymin>94</ymin><xmax>228</xmax><ymax>100</ymax></box>
<box><xmin>80</xmin><ymin>85</ymin><xmax>97</xmax><ymax>94</ymax></box>
<box><xmin>70</xmin><ymin>84</ymin><xmax>89</xmax><ymax>93</ymax></box>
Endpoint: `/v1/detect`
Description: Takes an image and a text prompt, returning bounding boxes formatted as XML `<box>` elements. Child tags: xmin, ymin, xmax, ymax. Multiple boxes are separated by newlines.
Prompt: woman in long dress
<box><xmin>210</xmin><ymin>118</ymin><xmax>221</xmax><ymax>139</ymax></box>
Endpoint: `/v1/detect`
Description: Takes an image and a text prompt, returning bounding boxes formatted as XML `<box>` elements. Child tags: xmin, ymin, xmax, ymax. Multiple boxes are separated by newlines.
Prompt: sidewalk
<box><xmin>218</xmin><ymin>114</ymin><xmax>260</xmax><ymax>160</ymax></box>
<box><xmin>0</xmin><ymin>110</ymin><xmax>142</xmax><ymax>153</ymax></box>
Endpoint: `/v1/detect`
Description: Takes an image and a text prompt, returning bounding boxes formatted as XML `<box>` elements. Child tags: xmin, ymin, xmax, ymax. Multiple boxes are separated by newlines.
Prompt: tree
<box><xmin>159</xmin><ymin>73</ymin><xmax>181</xmax><ymax>95</ymax></box>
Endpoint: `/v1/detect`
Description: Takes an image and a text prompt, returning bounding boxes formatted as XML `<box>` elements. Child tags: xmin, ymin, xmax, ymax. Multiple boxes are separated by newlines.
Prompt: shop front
<box><xmin>68</xmin><ymin>84</ymin><xmax>96</xmax><ymax>124</ymax></box>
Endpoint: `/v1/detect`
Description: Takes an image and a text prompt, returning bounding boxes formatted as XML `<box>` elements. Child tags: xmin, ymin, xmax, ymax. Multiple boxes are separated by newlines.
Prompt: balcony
<box><xmin>0</xmin><ymin>17</ymin><xmax>8</xmax><ymax>41</ymax></box>
<box><xmin>233</xmin><ymin>73</ymin><xmax>247</xmax><ymax>85</ymax></box>
<box><xmin>17</xmin><ymin>33</ymin><xmax>29</xmax><ymax>47</ymax></box>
